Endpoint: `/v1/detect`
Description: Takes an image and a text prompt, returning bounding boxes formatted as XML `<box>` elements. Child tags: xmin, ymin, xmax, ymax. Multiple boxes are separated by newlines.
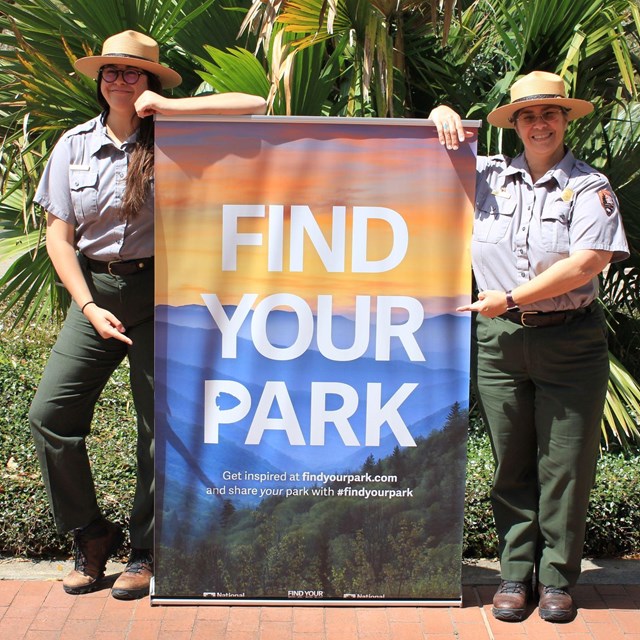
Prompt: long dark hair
<box><xmin>97</xmin><ymin>68</ymin><xmax>163</xmax><ymax>220</ymax></box>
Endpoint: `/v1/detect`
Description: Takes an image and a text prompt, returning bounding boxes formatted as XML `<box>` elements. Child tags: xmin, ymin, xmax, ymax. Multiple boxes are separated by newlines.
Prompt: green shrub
<box><xmin>1</xmin><ymin>313</ymin><xmax>639</xmax><ymax>559</ymax></box>
<box><xmin>463</xmin><ymin>425</ymin><xmax>640</xmax><ymax>559</ymax></box>
<box><xmin>584</xmin><ymin>451</ymin><xmax>640</xmax><ymax>557</ymax></box>
<box><xmin>463</xmin><ymin>433</ymin><xmax>499</xmax><ymax>558</ymax></box>
<box><xmin>0</xmin><ymin>315</ymin><xmax>137</xmax><ymax>558</ymax></box>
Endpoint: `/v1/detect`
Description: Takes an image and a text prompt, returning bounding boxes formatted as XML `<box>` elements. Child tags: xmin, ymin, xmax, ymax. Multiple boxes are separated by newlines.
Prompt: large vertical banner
<box><xmin>153</xmin><ymin>117</ymin><xmax>478</xmax><ymax>604</ymax></box>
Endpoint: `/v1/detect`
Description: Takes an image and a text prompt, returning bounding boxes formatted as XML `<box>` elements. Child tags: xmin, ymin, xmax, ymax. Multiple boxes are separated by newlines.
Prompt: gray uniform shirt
<box><xmin>34</xmin><ymin>115</ymin><xmax>154</xmax><ymax>261</ymax></box>
<box><xmin>472</xmin><ymin>150</ymin><xmax>629</xmax><ymax>312</ymax></box>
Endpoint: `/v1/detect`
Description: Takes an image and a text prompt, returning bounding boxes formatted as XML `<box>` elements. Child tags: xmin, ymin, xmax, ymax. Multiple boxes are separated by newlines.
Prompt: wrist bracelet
<box><xmin>81</xmin><ymin>300</ymin><xmax>96</xmax><ymax>313</ymax></box>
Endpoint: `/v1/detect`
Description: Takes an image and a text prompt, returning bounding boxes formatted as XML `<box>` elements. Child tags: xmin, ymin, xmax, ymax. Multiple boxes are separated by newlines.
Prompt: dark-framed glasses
<box><xmin>100</xmin><ymin>66</ymin><xmax>147</xmax><ymax>85</ymax></box>
<box><xmin>510</xmin><ymin>108</ymin><xmax>568</xmax><ymax>126</ymax></box>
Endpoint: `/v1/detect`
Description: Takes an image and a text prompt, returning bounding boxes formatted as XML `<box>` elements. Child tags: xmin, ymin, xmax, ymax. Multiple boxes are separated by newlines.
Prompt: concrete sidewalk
<box><xmin>1</xmin><ymin>557</ymin><xmax>639</xmax><ymax>639</ymax></box>
<box><xmin>2</xmin><ymin>556</ymin><xmax>640</xmax><ymax>584</ymax></box>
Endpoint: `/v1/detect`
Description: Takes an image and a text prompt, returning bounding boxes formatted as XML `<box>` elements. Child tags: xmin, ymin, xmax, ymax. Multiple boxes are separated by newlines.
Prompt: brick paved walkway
<box><xmin>1</xmin><ymin>579</ymin><xmax>639</xmax><ymax>639</ymax></box>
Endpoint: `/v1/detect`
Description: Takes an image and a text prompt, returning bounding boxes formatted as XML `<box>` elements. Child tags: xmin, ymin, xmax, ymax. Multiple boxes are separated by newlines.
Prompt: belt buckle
<box><xmin>107</xmin><ymin>260</ymin><xmax>120</xmax><ymax>276</ymax></box>
<box><xmin>520</xmin><ymin>311</ymin><xmax>539</xmax><ymax>327</ymax></box>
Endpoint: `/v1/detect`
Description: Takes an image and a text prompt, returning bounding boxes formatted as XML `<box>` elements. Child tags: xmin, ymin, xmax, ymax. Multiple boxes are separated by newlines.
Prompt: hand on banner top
<box><xmin>428</xmin><ymin>105</ymin><xmax>474</xmax><ymax>150</ymax></box>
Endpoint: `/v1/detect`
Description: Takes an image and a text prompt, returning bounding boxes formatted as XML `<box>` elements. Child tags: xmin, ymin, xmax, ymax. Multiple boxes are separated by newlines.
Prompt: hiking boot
<box><xmin>492</xmin><ymin>580</ymin><xmax>532</xmax><ymax>622</ymax></box>
<box><xmin>111</xmin><ymin>548</ymin><xmax>153</xmax><ymax>600</ymax></box>
<box><xmin>63</xmin><ymin>518</ymin><xmax>124</xmax><ymax>595</ymax></box>
<box><xmin>538</xmin><ymin>584</ymin><xmax>576</xmax><ymax>622</ymax></box>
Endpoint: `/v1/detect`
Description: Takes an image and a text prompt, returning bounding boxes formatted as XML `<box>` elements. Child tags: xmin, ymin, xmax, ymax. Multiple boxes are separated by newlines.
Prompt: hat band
<box><xmin>103</xmin><ymin>52</ymin><xmax>157</xmax><ymax>64</ymax></box>
<box><xmin>512</xmin><ymin>93</ymin><xmax>564</xmax><ymax>103</ymax></box>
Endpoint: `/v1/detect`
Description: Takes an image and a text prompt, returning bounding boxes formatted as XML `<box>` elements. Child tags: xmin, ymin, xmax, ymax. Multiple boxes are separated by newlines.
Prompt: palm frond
<box><xmin>195</xmin><ymin>46</ymin><xmax>271</xmax><ymax>97</ymax></box>
<box><xmin>603</xmin><ymin>353</ymin><xmax>640</xmax><ymax>448</ymax></box>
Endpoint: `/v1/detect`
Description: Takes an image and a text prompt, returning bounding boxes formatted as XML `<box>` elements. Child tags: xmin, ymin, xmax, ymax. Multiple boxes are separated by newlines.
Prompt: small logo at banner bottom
<box><xmin>344</xmin><ymin>593</ymin><xmax>386</xmax><ymax>599</ymax></box>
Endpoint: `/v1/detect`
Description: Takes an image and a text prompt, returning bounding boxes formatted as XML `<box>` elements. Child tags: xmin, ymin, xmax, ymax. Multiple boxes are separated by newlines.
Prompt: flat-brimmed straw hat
<box><xmin>74</xmin><ymin>30</ymin><xmax>182</xmax><ymax>89</ymax></box>
<box><xmin>487</xmin><ymin>71</ymin><xmax>593</xmax><ymax>129</ymax></box>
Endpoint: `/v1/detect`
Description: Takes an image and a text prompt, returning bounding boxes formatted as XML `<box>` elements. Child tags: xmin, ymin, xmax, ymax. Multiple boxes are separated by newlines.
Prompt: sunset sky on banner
<box><xmin>154</xmin><ymin>119</ymin><xmax>477</xmax><ymax>311</ymax></box>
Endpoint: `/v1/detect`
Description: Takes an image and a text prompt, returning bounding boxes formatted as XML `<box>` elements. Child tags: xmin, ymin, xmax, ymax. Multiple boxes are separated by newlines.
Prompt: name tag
<box><xmin>491</xmin><ymin>188</ymin><xmax>510</xmax><ymax>199</ymax></box>
<box><xmin>70</xmin><ymin>164</ymin><xmax>91</xmax><ymax>171</ymax></box>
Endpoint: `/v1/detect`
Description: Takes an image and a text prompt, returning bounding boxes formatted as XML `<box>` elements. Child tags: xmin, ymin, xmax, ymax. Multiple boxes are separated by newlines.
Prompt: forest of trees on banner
<box><xmin>156</xmin><ymin>402</ymin><xmax>468</xmax><ymax>599</ymax></box>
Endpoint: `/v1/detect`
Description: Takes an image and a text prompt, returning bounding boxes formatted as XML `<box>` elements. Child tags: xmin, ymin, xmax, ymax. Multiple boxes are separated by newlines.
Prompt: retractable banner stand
<box><xmin>152</xmin><ymin>116</ymin><xmax>479</xmax><ymax>605</ymax></box>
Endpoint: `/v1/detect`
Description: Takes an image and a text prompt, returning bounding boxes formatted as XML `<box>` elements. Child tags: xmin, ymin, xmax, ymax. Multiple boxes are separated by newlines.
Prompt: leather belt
<box><xmin>500</xmin><ymin>302</ymin><xmax>595</xmax><ymax>328</ymax></box>
<box><xmin>85</xmin><ymin>256</ymin><xmax>154</xmax><ymax>276</ymax></box>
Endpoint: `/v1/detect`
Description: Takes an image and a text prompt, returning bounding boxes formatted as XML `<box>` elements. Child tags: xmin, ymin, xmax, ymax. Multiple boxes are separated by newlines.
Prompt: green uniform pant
<box><xmin>472</xmin><ymin>307</ymin><xmax>608</xmax><ymax>588</ymax></box>
<box><xmin>29</xmin><ymin>261</ymin><xmax>154</xmax><ymax>548</ymax></box>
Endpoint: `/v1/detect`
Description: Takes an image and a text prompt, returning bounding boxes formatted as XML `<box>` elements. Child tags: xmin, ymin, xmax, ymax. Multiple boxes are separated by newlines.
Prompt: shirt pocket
<box><xmin>69</xmin><ymin>169</ymin><xmax>98</xmax><ymax>221</ymax></box>
<box><xmin>473</xmin><ymin>192</ymin><xmax>516</xmax><ymax>243</ymax></box>
<box><xmin>540</xmin><ymin>201</ymin><xmax>571</xmax><ymax>253</ymax></box>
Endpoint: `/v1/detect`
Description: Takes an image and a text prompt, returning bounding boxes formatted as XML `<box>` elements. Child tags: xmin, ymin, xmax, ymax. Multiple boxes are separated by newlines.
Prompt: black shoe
<box><xmin>492</xmin><ymin>580</ymin><xmax>532</xmax><ymax>622</ymax></box>
<box><xmin>63</xmin><ymin>517</ymin><xmax>124</xmax><ymax>595</ymax></box>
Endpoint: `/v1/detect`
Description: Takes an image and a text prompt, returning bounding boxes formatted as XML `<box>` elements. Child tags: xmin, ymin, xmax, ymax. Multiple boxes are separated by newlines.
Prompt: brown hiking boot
<box><xmin>538</xmin><ymin>584</ymin><xmax>576</xmax><ymax>622</ymax></box>
<box><xmin>492</xmin><ymin>580</ymin><xmax>532</xmax><ymax>622</ymax></box>
<box><xmin>63</xmin><ymin>518</ymin><xmax>124</xmax><ymax>595</ymax></box>
<box><xmin>111</xmin><ymin>548</ymin><xmax>153</xmax><ymax>600</ymax></box>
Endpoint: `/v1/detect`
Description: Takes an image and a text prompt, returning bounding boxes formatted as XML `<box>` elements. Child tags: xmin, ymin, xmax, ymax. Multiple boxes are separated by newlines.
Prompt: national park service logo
<box><xmin>598</xmin><ymin>189</ymin><xmax>616</xmax><ymax>216</ymax></box>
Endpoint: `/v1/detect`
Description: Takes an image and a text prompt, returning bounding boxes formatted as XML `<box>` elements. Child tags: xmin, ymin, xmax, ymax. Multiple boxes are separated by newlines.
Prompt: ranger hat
<box><xmin>74</xmin><ymin>30</ymin><xmax>182</xmax><ymax>89</ymax></box>
<box><xmin>487</xmin><ymin>71</ymin><xmax>593</xmax><ymax>128</ymax></box>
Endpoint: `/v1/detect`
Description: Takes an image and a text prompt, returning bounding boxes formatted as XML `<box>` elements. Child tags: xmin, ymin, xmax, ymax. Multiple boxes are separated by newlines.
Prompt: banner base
<box><xmin>149</xmin><ymin>576</ymin><xmax>462</xmax><ymax>607</ymax></box>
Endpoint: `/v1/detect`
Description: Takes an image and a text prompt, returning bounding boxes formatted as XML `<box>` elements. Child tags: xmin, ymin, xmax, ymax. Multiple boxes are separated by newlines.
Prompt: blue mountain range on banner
<box><xmin>155</xmin><ymin>303</ymin><xmax>470</xmax><ymax>506</ymax></box>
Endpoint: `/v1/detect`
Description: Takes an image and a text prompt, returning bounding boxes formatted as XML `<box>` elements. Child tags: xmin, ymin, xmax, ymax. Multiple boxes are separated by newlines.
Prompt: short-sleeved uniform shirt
<box><xmin>472</xmin><ymin>150</ymin><xmax>629</xmax><ymax>312</ymax></box>
<box><xmin>34</xmin><ymin>115</ymin><xmax>153</xmax><ymax>261</ymax></box>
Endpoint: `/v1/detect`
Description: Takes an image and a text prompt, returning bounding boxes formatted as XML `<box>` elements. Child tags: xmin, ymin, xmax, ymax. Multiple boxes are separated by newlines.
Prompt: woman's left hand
<box><xmin>457</xmin><ymin>290</ymin><xmax>508</xmax><ymax>318</ymax></box>
<box><xmin>135</xmin><ymin>90</ymin><xmax>168</xmax><ymax>117</ymax></box>
<box><xmin>428</xmin><ymin>105</ymin><xmax>471</xmax><ymax>150</ymax></box>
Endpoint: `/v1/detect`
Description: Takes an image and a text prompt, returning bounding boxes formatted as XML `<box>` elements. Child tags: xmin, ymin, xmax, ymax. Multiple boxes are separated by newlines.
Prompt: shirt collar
<box><xmin>529</xmin><ymin>148</ymin><xmax>574</xmax><ymax>189</ymax></box>
<box><xmin>88</xmin><ymin>115</ymin><xmax>137</xmax><ymax>156</ymax></box>
<box><xmin>548</xmin><ymin>148</ymin><xmax>575</xmax><ymax>189</ymax></box>
<box><xmin>506</xmin><ymin>153</ymin><xmax>528</xmax><ymax>177</ymax></box>
<box><xmin>500</xmin><ymin>149</ymin><xmax>575</xmax><ymax>190</ymax></box>
<box><xmin>496</xmin><ymin>153</ymin><xmax>528</xmax><ymax>188</ymax></box>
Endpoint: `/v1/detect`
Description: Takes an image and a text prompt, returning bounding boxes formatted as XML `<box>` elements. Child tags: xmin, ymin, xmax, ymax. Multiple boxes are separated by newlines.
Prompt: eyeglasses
<box><xmin>100</xmin><ymin>66</ymin><xmax>147</xmax><ymax>85</ymax></box>
<box><xmin>510</xmin><ymin>108</ymin><xmax>568</xmax><ymax>126</ymax></box>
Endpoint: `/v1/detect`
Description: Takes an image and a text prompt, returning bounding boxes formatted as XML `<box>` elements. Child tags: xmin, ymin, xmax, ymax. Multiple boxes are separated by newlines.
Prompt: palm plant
<box><xmin>0</xmin><ymin>0</ymin><xmax>254</xmax><ymax>324</ymax></box>
<box><xmin>234</xmin><ymin>0</ymin><xmax>467</xmax><ymax>116</ymax></box>
<box><xmin>442</xmin><ymin>0</ymin><xmax>640</xmax><ymax>445</ymax></box>
<box><xmin>1</xmin><ymin>0</ymin><xmax>639</xmax><ymax>446</ymax></box>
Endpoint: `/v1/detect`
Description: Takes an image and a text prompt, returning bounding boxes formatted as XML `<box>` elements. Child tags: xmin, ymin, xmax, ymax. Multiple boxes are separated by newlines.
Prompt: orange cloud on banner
<box><xmin>154</xmin><ymin>119</ymin><xmax>476</xmax><ymax>311</ymax></box>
